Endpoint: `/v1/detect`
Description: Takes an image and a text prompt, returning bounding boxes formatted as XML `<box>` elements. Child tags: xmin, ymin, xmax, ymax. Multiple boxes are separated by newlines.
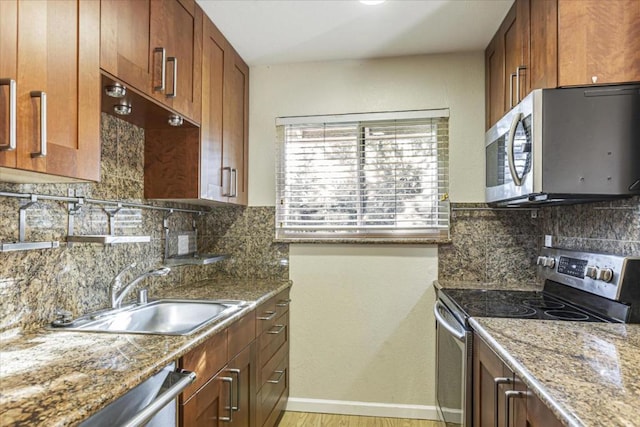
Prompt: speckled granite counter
<box><xmin>470</xmin><ymin>318</ymin><xmax>640</xmax><ymax>427</ymax></box>
<box><xmin>0</xmin><ymin>278</ymin><xmax>291</xmax><ymax>427</ymax></box>
<box><xmin>434</xmin><ymin>279</ymin><xmax>543</xmax><ymax>291</ymax></box>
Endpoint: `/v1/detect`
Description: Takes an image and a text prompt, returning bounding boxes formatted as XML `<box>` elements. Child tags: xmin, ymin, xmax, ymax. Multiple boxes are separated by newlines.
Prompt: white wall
<box><xmin>248</xmin><ymin>52</ymin><xmax>485</xmax><ymax>417</ymax></box>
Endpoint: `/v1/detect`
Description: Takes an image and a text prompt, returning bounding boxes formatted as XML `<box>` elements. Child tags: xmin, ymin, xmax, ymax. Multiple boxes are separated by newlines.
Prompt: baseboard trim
<box><xmin>285</xmin><ymin>397</ymin><xmax>441</xmax><ymax>420</ymax></box>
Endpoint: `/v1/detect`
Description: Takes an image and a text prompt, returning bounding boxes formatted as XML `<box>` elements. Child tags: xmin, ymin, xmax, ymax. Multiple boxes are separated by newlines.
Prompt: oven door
<box><xmin>434</xmin><ymin>300</ymin><xmax>472</xmax><ymax>427</ymax></box>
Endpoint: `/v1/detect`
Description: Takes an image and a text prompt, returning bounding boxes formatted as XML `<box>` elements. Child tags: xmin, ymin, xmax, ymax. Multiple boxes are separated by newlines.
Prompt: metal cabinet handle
<box><xmin>0</xmin><ymin>79</ymin><xmax>16</xmax><ymax>152</ymax></box>
<box><xmin>509</xmin><ymin>73</ymin><xmax>517</xmax><ymax>109</ymax></box>
<box><xmin>230</xmin><ymin>168</ymin><xmax>238</xmax><ymax>198</ymax></box>
<box><xmin>515</xmin><ymin>65</ymin><xmax>526</xmax><ymax>103</ymax></box>
<box><xmin>153</xmin><ymin>47</ymin><xmax>166</xmax><ymax>92</ymax></box>
<box><xmin>267</xmin><ymin>369</ymin><xmax>285</xmax><ymax>384</ymax></box>
<box><xmin>257</xmin><ymin>311</ymin><xmax>276</xmax><ymax>321</ymax></box>
<box><xmin>227</xmin><ymin>368</ymin><xmax>241</xmax><ymax>412</ymax></box>
<box><xmin>166</xmin><ymin>56</ymin><xmax>177</xmax><ymax>98</ymax></box>
<box><xmin>494</xmin><ymin>377</ymin><xmax>512</xmax><ymax>427</ymax></box>
<box><xmin>276</xmin><ymin>299</ymin><xmax>291</xmax><ymax>308</ymax></box>
<box><xmin>267</xmin><ymin>324</ymin><xmax>286</xmax><ymax>335</ymax></box>
<box><xmin>222</xmin><ymin>166</ymin><xmax>232</xmax><ymax>197</ymax></box>
<box><xmin>30</xmin><ymin>91</ymin><xmax>47</xmax><ymax>158</ymax></box>
<box><xmin>505</xmin><ymin>390</ymin><xmax>527</xmax><ymax>427</ymax></box>
<box><xmin>220</xmin><ymin>376</ymin><xmax>234</xmax><ymax>422</ymax></box>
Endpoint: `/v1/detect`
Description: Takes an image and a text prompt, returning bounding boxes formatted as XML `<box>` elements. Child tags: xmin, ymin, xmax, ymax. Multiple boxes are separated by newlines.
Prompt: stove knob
<box><xmin>597</xmin><ymin>268</ymin><xmax>614</xmax><ymax>283</ymax></box>
<box><xmin>536</xmin><ymin>256</ymin><xmax>546</xmax><ymax>266</ymax></box>
<box><xmin>585</xmin><ymin>265</ymin><xmax>598</xmax><ymax>279</ymax></box>
<box><xmin>543</xmin><ymin>257</ymin><xmax>556</xmax><ymax>269</ymax></box>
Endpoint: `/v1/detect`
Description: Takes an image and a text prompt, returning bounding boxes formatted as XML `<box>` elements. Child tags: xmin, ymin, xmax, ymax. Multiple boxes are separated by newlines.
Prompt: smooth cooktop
<box><xmin>441</xmin><ymin>289</ymin><xmax>612</xmax><ymax>322</ymax></box>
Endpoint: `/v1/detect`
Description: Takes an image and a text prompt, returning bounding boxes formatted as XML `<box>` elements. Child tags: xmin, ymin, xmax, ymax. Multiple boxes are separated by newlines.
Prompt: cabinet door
<box><xmin>200</xmin><ymin>16</ymin><xmax>227</xmax><ymax>202</ymax></box>
<box><xmin>485</xmin><ymin>32</ymin><xmax>505</xmax><ymax>130</ymax></box>
<box><xmin>526</xmin><ymin>389</ymin><xmax>563</xmax><ymax>427</ymax></box>
<box><xmin>558</xmin><ymin>0</ymin><xmax>640</xmax><ymax>86</ymax></box>
<box><xmin>227</xmin><ymin>343</ymin><xmax>256</xmax><ymax>427</ymax></box>
<box><xmin>223</xmin><ymin>48</ymin><xmax>249</xmax><ymax>205</ymax></box>
<box><xmin>181</xmin><ymin>371</ymin><xmax>234</xmax><ymax>427</ymax></box>
<box><xmin>2</xmin><ymin>0</ymin><xmax>100</xmax><ymax>181</ymax></box>
<box><xmin>524</xmin><ymin>0</ymin><xmax>558</xmax><ymax>92</ymax></box>
<box><xmin>150</xmin><ymin>0</ymin><xmax>202</xmax><ymax>122</ymax></box>
<box><xmin>100</xmin><ymin>0</ymin><xmax>153</xmax><ymax>92</ymax></box>
<box><xmin>473</xmin><ymin>336</ymin><xmax>512</xmax><ymax>427</ymax></box>
<box><xmin>502</xmin><ymin>4</ymin><xmax>522</xmax><ymax>112</ymax></box>
<box><xmin>0</xmin><ymin>0</ymin><xmax>17</xmax><ymax>169</ymax></box>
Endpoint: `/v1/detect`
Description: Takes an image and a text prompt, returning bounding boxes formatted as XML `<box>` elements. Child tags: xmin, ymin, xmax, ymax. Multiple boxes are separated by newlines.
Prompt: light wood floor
<box><xmin>278</xmin><ymin>412</ymin><xmax>444</xmax><ymax>427</ymax></box>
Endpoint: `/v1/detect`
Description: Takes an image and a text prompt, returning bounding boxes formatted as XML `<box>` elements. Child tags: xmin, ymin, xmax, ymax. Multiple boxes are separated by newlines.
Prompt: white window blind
<box><xmin>276</xmin><ymin>110</ymin><xmax>450</xmax><ymax>241</ymax></box>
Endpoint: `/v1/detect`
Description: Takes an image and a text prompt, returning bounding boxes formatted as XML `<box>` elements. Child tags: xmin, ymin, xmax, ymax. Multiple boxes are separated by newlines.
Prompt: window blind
<box><xmin>276</xmin><ymin>110</ymin><xmax>450</xmax><ymax>241</ymax></box>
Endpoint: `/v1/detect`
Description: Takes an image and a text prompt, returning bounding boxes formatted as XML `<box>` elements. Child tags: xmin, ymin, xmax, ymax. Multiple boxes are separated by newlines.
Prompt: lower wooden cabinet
<box><xmin>473</xmin><ymin>335</ymin><xmax>562</xmax><ymax>427</ymax></box>
<box><xmin>179</xmin><ymin>289</ymin><xmax>290</xmax><ymax>427</ymax></box>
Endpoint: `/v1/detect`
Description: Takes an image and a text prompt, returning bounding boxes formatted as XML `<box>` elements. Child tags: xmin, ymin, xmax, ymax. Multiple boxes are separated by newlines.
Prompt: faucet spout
<box><xmin>110</xmin><ymin>266</ymin><xmax>171</xmax><ymax>309</ymax></box>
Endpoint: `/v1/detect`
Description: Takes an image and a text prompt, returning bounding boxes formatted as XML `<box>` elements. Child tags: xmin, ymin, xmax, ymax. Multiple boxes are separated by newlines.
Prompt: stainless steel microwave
<box><xmin>485</xmin><ymin>84</ymin><xmax>640</xmax><ymax>206</ymax></box>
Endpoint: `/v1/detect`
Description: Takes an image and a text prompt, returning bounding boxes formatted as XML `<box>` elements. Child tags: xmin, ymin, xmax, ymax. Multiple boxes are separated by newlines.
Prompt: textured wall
<box><xmin>0</xmin><ymin>114</ymin><xmax>287</xmax><ymax>333</ymax></box>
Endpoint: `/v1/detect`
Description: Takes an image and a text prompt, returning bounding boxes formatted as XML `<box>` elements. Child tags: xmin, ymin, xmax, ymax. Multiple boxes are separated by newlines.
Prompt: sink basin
<box><xmin>53</xmin><ymin>299</ymin><xmax>246</xmax><ymax>336</ymax></box>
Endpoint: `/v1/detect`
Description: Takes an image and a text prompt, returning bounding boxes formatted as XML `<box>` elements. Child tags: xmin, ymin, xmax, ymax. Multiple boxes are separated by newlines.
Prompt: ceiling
<box><xmin>196</xmin><ymin>0</ymin><xmax>514</xmax><ymax>66</ymax></box>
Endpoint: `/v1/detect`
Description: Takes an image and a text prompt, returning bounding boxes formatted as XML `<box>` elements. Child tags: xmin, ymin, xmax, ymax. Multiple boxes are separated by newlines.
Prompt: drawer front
<box><xmin>180</xmin><ymin>329</ymin><xmax>228</xmax><ymax>401</ymax></box>
<box><xmin>256</xmin><ymin>288</ymin><xmax>290</xmax><ymax>335</ymax></box>
<box><xmin>257</xmin><ymin>310</ymin><xmax>288</xmax><ymax>375</ymax></box>
<box><xmin>228</xmin><ymin>310</ymin><xmax>256</xmax><ymax>359</ymax></box>
<box><xmin>256</xmin><ymin>350</ymin><xmax>288</xmax><ymax>427</ymax></box>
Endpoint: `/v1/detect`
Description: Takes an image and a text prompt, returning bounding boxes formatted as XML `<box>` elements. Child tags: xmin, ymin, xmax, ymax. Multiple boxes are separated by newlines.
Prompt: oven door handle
<box><xmin>434</xmin><ymin>301</ymin><xmax>466</xmax><ymax>341</ymax></box>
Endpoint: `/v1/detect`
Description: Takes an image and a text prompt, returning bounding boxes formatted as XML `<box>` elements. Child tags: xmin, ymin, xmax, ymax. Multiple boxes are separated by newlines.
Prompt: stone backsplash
<box><xmin>0</xmin><ymin>114</ymin><xmax>287</xmax><ymax>333</ymax></box>
<box><xmin>439</xmin><ymin>197</ymin><xmax>640</xmax><ymax>284</ymax></box>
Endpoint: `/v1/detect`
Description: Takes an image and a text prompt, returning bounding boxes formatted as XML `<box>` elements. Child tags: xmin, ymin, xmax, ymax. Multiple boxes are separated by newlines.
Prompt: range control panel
<box><xmin>537</xmin><ymin>248</ymin><xmax>639</xmax><ymax>301</ymax></box>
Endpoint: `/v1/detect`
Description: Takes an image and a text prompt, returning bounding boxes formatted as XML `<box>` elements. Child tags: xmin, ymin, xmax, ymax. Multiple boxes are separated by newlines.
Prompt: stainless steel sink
<box><xmin>53</xmin><ymin>299</ymin><xmax>246</xmax><ymax>336</ymax></box>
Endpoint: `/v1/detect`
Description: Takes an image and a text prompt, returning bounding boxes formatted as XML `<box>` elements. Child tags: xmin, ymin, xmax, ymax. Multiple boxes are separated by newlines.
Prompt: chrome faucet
<box><xmin>110</xmin><ymin>263</ymin><xmax>171</xmax><ymax>308</ymax></box>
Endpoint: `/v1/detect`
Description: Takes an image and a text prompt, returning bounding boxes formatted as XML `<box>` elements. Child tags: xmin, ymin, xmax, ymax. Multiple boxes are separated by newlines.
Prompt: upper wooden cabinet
<box><xmin>558</xmin><ymin>0</ymin><xmax>640</xmax><ymax>87</ymax></box>
<box><xmin>485</xmin><ymin>0</ymin><xmax>640</xmax><ymax>130</ymax></box>
<box><xmin>100</xmin><ymin>0</ymin><xmax>202</xmax><ymax>123</ymax></box>
<box><xmin>145</xmin><ymin>15</ymin><xmax>249</xmax><ymax>206</ymax></box>
<box><xmin>0</xmin><ymin>0</ymin><xmax>101</xmax><ymax>182</ymax></box>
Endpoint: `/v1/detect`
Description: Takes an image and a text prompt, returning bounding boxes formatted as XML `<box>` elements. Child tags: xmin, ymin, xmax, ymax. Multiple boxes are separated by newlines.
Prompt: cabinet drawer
<box><xmin>256</xmin><ymin>288</ymin><xmax>290</xmax><ymax>335</ymax></box>
<box><xmin>257</xmin><ymin>310</ymin><xmax>288</xmax><ymax>373</ymax></box>
<box><xmin>180</xmin><ymin>329</ymin><xmax>228</xmax><ymax>402</ymax></box>
<box><xmin>228</xmin><ymin>310</ymin><xmax>256</xmax><ymax>359</ymax></box>
<box><xmin>256</xmin><ymin>350</ymin><xmax>288</xmax><ymax>427</ymax></box>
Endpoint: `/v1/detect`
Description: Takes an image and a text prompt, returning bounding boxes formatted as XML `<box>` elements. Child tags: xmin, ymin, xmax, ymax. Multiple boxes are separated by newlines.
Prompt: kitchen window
<box><xmin>275</xmin><ymin>109</ymin><xmax>450</xmax><ymax>241</ymax></box>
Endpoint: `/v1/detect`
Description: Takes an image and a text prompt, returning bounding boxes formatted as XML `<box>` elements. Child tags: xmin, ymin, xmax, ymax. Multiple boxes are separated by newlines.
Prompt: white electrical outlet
<box><xmin>544</xmin><ymin>235</ymin><xmax>553</xmax><ymax>248</ymax></box>
<box><xmin>178</xmin><ymin>235</ymin><xmax>190</xmax><ymax>255</ymax></box>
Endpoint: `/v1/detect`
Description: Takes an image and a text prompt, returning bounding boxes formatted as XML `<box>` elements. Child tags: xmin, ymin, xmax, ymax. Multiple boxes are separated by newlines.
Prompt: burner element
<box><xmin>522</xmin><ymin>299</ymin><xmax>565</xmax><ymax>310</ymax></box>
<box><xmin>463</xmin><ymin>301</ymin><xmax>536</xmax><ymax>318</ymax></box>
<box><xmin>544</xmin><ymin>310</ymin><xmax>590</xmax><ymax>321</ymax></box>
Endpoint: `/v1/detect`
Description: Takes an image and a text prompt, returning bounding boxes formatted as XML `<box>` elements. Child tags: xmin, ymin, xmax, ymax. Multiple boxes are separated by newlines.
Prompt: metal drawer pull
<box><xmin>276</xmin><ymin>299</ymin><xmax>291</xmax><ymax>307</ymax></box>
<box><xmin>227</xmin><ymin>368</ymin><xmax>241</xmax><ymax>411</ymax></box>
<box><xmin>267</xmin><ymin>369</ymin><xmax>285</xmax><ymax>384</ymax></box>
<box><xmin>0</xmin><ymin>79</ymin><xmax>16</xmax><ymax>152</ymax></box>
<box><xmin>220</xmin><ymin>376</ymin><xmax>234</xmax><ymax>422</ymax></box>
<box><xmin>267</xmin><ymin>324</ymin><xmax>285</xmax><ymax>335</ymax></box>
<box><xmin>166</xmin><ymin>56</ymin><xmax>177</xmax><ymax>98</ymax></box>
<box><xmin>153</xmin><ymin>47</ymin><xmax>166</xmax><ymax>92</ymax></box>
<box><xmin>505</xmin><ymin>390</ymin><xmax>527</xmax><ymax>427</ymax></box>
<box><xmin>30</xmin><ymin>91</ymin><xmax>47</xmax><ymax>158</ymax></box>
<box><xmin>494</xmin><ymin>377</ymin><xmax>512</xmax><ymax>427</ymax></box>
<box><xmin>509</xmin><ymin>72</ymin><xmax>517</xmax><ymax>108</ymax></box>
<box><xmin>257</xmin><ymin>311</ymin><xmax>276</xmax><ymax>321</ymax></box>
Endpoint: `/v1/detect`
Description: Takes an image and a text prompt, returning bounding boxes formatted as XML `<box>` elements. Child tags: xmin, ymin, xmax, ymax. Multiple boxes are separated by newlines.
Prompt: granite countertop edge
<box><xmin>469</xmin><ymin>317</ymin><xmax>583</xmax><ymax>427</ymax></box>
<box><xmin>0</xmin><ymin>277</ymin><xmax>292</xmax><ymax>427</ymax></box>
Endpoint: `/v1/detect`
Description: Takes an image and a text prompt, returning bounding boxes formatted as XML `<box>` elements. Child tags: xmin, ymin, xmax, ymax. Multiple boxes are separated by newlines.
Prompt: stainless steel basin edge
<box><xmin>50</xmin><ymin>299</ymin><xmax>249</xmax><ymax>336</ymax></box>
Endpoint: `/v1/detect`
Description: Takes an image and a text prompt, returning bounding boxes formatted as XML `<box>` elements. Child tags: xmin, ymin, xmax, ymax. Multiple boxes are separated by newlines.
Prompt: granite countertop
<box><xmin>470</xmin><ymin>317</ymin><xmax>640</xmax><ymax>427</ymax></box>
<box><xmin>0</xmin><ymin>278</ymin><xmax>291</xmax><ymax>427</ymax></box>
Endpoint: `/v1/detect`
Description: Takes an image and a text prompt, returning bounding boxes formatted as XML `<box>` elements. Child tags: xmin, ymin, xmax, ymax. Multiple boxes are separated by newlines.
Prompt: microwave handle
<box><xmin>507</xmin><ymin>112</ymin><xmax>524</xmax><ymax>186</ymax></box>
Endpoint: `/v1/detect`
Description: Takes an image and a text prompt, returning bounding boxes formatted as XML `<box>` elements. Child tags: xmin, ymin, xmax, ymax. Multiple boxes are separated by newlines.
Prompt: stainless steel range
<box><xmin>434</xmin><ymin>248</ymin><xmax>640</xmax><ymax>427</ymax></box>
